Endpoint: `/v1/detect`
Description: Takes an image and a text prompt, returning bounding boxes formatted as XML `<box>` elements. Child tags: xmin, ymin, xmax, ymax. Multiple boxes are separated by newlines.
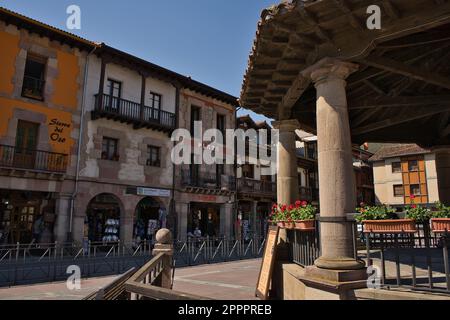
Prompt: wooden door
<box><xmin>14</xmin><ymin>120</ymin><xmax>39</xmax><ymax>169</ymax></box>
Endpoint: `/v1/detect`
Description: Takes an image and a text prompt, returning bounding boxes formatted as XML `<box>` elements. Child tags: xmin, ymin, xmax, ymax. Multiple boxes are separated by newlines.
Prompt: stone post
<box><xmin>310</xmin><ymin>59</ymin><xmax>364</xmax><ymax>270</ymax></box>
<box><xmin>152</xmin><ymin>229</ymin><xmax>174</xmax><ymax>289</ymax></box>
<box><xmin>220</xmin><ymin>203</ymin><xmax>233</xmax><ymax>238</ymax></box>
<box><xmin>434</xmin><ymin>147</ymin><xmax>450</xmax><ymax>205</ymax></box>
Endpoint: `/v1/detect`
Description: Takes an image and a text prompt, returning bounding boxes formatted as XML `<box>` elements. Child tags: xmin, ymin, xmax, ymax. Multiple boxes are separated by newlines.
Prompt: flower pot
<box><xmin>431</xmin><ymin>218</ymin><xmax>450</xmax><ymax>233</ymax></box>
<box><xmin>363</xmin><ymin>219</ymin><xmax>417</xmax><ymax>234</ymax></box>
<box><xmin>294</xmin><ymin>219</ymin><xmax>315</xmax><ymax>231</ymax></box>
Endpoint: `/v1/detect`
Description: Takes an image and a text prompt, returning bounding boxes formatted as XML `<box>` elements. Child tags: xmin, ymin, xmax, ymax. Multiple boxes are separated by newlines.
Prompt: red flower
<box><xmin>410</xmin><ymin>195</ymin><xmax>416</xmax><ymax>199</ymax></box>
<box><xmin>281</xmin><ymin>205</ymin><xmax>287</xmax><ymax>212</ymax></box>
<box><xmin>288</xmin><ymin>204</ymin><xmax>294</xmax><ymax>211</ymax></box>
<box><xmin>411</xmin><ymin>204</ymin><xmax>417</xmax><ymax>209</ymax></box>
<box><xmin>295</xmin><ymin>200</ymin><xmax>301</xmax><ymax>208</ymax></box>
<box><xmin>272</xmin><ymin>203</ymin><xmax>278</xmax><ymax>209</ymax></box>
<box><xmin>301</xmin><ymin>201</ymin><xmax>308</xmax><ymax>207</ymax></box>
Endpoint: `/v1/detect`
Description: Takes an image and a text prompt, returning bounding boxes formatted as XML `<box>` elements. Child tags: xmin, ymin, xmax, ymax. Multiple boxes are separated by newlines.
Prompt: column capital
<box><xmin>308</xmin><ymin>58</ymin><xmax>359</xmax><ymax>86</ymax></box>
<box><xmin>271</xmin><ymin>119</ymin><xmax>299</xmax><ymax>132</ymax></box>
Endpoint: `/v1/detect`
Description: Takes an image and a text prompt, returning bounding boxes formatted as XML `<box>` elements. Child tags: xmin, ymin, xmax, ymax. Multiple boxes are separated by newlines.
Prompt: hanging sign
<box><xmin>255</xmin><ymin>225</ymin><xmax>279</xmax><ymax>300</ymax></box>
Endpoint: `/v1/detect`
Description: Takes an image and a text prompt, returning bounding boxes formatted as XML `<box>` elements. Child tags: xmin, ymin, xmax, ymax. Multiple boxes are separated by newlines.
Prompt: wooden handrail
<box><xmin>128</xmin><ymin>252</ymin><xmax>165</xmax><ymax>283</ymax></box>
<box><xmin>124</xmin><ymin>282</ymin><xmax>210</xmax><ymax>300</ymax></box>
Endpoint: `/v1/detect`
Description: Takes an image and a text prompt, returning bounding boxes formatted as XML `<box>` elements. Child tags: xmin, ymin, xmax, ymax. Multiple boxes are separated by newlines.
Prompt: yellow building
<box><xmin>370</xmin><ymin>144</ymin><xmax>441</xmax><ymax>207</ymax></box>
<box><xmin>0</xmin><ymin>8</ymin><xmax>96</xmax><ymax>243</ymax></box>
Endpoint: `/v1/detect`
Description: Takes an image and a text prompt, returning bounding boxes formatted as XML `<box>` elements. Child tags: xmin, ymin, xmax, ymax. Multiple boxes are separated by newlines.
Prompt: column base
<box><xmin>314</xmin><ymin>256</ymin><xmax>366</xmax><ymax>270</ymax></box>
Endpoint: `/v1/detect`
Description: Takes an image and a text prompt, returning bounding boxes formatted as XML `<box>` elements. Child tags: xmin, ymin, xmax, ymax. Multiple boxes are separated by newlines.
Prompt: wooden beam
<box><xmin>352</xmin><ymin>106</ymin><xmax>450</xmax><ymax>135</ymax></box>
<box><xmin>349</xmin><ymin>95</ymin><xmax>450</xmax><ymax>110</ymax></box>
<box><xmin>360</xmin><ymin>56</ymin><xmax>450</xmax><ymax>90</ymax></box>
<box><xmin>363</xmin><ymin>80</ymin><xmax>387</xmax><ymax>96</ymax></box>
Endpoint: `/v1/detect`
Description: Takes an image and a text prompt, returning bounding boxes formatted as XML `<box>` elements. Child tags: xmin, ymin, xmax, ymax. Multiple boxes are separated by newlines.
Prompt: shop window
<box><xmin>408</xmin><ymin>160</ymin><xmax>419</xmax><ymax>172</ymax></box>
<box><xmin>22</xmin><ymin>54</ymin><xmax>47</xmax><ymax>101</ymax></box>
<box><xmin>393</xmin><ymin>184</ymin><xmax>404</xmax><ymax>197</ymax></box>
<box><xmin>410</xmin><ymin>184</ymin><xmax>421</xmax><ymax>196</ymax></box>
<box><xmin>146</xmin><ymin>145</ymin><xmax>161</xmax><ymax>167</ymax></box>
<box><xmin>101</xmin><ymin>137</ymin><xmax>119</xmax><ymax>161</ymax></box>
<box><xmin>86</xmin><ymin>194</ymin><xmax>121</xmax><ymax>242</ymax></box>
<box><xmin>392</xmin><ymin>162</ymin><xmax>401</xmax><ymax>173</ymax></box>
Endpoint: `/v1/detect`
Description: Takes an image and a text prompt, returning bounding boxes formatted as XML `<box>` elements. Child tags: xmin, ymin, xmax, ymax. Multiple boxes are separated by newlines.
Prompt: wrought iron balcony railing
<box><xmin>237</xmin><ymin>177</ymin><xmax>276</xmax><ymax>195</ymax></box>
<box><xmin>0</xmin><ymin>144</ymin><xmax>68</xmax><ymax>173</ymax></box>
<box><xmin>93</xmin><ymin>94</ymin><xmax>176</xmax><ymax>131</ymax></box>
<box><xmin>21</xmin><ymin>76</ymin><xmax>45</xmax><ymax>100</ymax></box>
<box><xmin>180</xmin><ymin>169</ymin><xmax>235</xmax><ymax>191</ymax></box>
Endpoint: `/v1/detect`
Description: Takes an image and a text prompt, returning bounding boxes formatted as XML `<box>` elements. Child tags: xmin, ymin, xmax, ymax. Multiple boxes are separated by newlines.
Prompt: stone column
<box><xmin>176</xmin><ymin>202</ymin><xmax>188</xmax><ymax>241</ymax></box>
<box><xmin>54</xmin><ymin>195</ymin><xmax>71</xmax><ymax>243</ymax></box>
<box><xmin>220</xmin><ymin>203</ymin><xmax>233</xmax><ymax>238</ymax></box>
<box><xmin>252</xmin><ymin>201</ymin><xmax>258</xmax><ymax>237</ymax></box>
<box><xmin>434</xmin><ymin>147</ymin><xmax>450</xmax><ymax>205</ymax></box>
<box><xmin>272</xmin><ymin>119</ymin><xmax>300</xmax><ymax>205</ymax></box>
<box><xmin>310</xmin><ymin>59</ymin><xmax>364</xmax><ymax>270</ymax></box>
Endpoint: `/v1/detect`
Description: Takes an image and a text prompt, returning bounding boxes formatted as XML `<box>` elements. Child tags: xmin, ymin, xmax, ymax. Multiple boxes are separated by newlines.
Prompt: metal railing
<box><xmin>287</xmin><ymin>228</ymin><xmax>321</xmax><ymax>267</ymax></box>
<box><xmin>364</xmin><ymin>223</ymin><xmax>450</xmax><ymax>294</ymax></box>
<box><xmin>94</xmin><ymin>94</ymin><xmax>176</xmax><ymax>129</ymax></box>
<box><xmin>180</xmin><ymin>169</ymin><xmax>236</xmax><ymax>191</ymax></box>
<box><xmin>0</xmin><ymin>144</ymin><xmax>68</xmax><ymax>173</ymax></box>
<box><xmin>237</xmin><ymin>177</ymin><xmax>276</xmax><ymax>195</ymax></box>
<box><xmin>0</xmin><ymin>235</ymin><xmax>265</xmax><ymax>287</ymax></box>
<box><xmin>21</xmin><ymin>76</ymin><xmax>45</xmax><ymax>100</ymax></box>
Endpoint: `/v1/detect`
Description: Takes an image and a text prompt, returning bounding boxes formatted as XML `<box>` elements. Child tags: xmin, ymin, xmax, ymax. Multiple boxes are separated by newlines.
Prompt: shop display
<box><xmin>102</xmin><ymin>219</ymin><xmax>120</xmax><ymax>242</ymax></box>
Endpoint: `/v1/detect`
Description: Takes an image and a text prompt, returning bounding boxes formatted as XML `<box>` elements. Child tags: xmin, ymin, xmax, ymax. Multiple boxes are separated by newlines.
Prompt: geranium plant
<box><xmin>355</xmin><ymin>203</ymin><xmax>397</xmax><ymax>223</ymax></box>
<box><xmin>405</xmin><ymin>204</ymin><xmax>431</xmax><ymax>223</ymax></box>
<box><xmin>432</xmin><ymin>202</ymin><xmax>450</xmax><ymax>218</ymax></box>
<box><xmin>270</xmin><ymin>201</ymin><xmax>317</xmax><ymax>222</ymax></box>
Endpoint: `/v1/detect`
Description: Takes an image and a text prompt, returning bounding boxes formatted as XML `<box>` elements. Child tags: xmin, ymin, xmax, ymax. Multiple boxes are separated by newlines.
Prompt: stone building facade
<box><xmin>0</xmin><ymin>8</ymin><xmax>94</xmax><ymax>244</ymax></box>
<box><xmin>174</xmin><ymin>88</ymin><xmax>237</xmax><ymax>241</ymax></box>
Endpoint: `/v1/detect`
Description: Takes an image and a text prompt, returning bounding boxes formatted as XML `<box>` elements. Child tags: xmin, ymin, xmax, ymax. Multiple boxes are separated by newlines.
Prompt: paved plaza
<box><xmin>0</xmin><ymin>259</ymin><xmax>262</xmax><ymax>300</ymax></box>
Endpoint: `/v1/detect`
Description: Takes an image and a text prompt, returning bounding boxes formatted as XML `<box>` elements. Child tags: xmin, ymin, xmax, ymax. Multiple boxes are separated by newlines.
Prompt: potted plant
<box><xmin>430</xmin><ymin>202</ymin><xmax>450</xmax><ymax>233</ymax></box>
<box><xmin>356</xmin><ymin>204</ymin><xmax>417</xmax><ymax>234</ymax></box>
<box><xmin>269</xmin><ymin>201</ymin><xmax>317</xmax><ymax>231</ymax></box>
<box><xmin>269</xmin><ymin>204</ymin><xmax>294</xmax><ymax>229</ymax></box>
<box><xmin>291</xmin><ymin>200</ymin><xmax>316</xmax><ymax>231</ymax></box>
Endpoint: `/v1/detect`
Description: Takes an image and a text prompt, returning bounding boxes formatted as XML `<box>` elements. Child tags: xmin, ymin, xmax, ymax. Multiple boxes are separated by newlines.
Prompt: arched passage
<box><xmin>86</xmin><ymin>193</ymin><xmax>123</xmax><ymax>242</ymax></box>
<box><xmin>133</xmin><ymin>197</ymin><xmax>167</xmax><ymax>243</ymax></box>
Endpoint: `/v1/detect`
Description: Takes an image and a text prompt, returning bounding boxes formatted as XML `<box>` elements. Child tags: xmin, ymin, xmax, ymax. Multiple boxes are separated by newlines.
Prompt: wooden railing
<box><xmin>0</xmin><ymin>144</ymin><xmax>68</xmax><ymax>173</ymax></box>
<box><xmin>94</xmin><ymin>94</ymin><xmax>176</xmax><ymax>130</ymax></box>
<box><xmin>124</xmin><ymin>229</ymin><xmax>209</xmax><ymax>300</ymax></box>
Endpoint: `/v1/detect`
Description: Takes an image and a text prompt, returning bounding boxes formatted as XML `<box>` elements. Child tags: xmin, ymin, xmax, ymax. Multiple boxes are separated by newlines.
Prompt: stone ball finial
<box><xmin>156</xmin><ymin>228</ymin><xmax>172</xmax><ymax>244</ymax></box>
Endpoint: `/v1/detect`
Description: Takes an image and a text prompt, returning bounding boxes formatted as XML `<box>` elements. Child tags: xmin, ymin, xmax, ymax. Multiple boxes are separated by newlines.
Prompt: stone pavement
<box><xmin>0</xmin><ymin>258</ymin><xmax>262</xmax><ymax>300</ymax></box>
<box><xmin>0</xmin><ymin>275</ymin><xmax>118</xmax><ymax>300</ymax></box>
<box><xmin>172</xmin><ymin>259</ymin><xmax>261</xmax><ymax>300</ymax></box>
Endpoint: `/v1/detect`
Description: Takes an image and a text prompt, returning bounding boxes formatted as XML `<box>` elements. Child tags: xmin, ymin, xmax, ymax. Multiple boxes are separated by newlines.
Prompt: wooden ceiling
<box><xmin>240</xmin><ymin>0</ymin><xmax>450</xmax><ymax>147</ymax></box>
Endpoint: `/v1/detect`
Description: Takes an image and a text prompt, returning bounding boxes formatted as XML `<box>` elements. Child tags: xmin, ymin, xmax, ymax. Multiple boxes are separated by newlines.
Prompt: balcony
<box><xmin>21</xmin><ymin>76</ymin><xmax>45</xmax><ymax>101</ymax></box>
<box><xmin>180</xmin><ymin>169</ymin><xmax>235</xmax><ymax>195</ymax></box>
<box><xmin>0</xmin><ymin>145</ymin><xmax>68</xmax><ymax>175</ymax></box>
<box><xmin>92</xmin><ymin>94</ymin><xmax>176</xmax><ymax>132</ymax></box>
<box><xmin>237</xmin><ymin>177</ymin><xmax>276</xmax><ymax>198</ymax></box>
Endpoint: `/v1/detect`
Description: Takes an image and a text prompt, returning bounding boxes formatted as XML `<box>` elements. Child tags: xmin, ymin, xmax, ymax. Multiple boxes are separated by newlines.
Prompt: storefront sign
<box><xmin>192</xmin><ymin>194</ymin><xmax>217</xmax><ymax>202</ymax></box>
<box><xmin>136</xmin><ymin>187</ymin><xmax>171</xmax><ymax>198</ymax></box>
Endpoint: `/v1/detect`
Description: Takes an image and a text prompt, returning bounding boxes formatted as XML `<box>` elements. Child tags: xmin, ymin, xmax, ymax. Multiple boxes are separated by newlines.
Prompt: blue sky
<box><xmin>0</xmin><ymin>0</ymin><xmax>276</xmax><ymax>123</ymax></box>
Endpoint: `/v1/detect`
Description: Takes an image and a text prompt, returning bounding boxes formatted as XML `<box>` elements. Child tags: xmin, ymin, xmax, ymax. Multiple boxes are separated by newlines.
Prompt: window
<box><xmin>392</xmin><ymin>162</ymin><xmax>401</xmax><ymax>173</ymax></box>
<box><xmin>106</xmin><ymin>79</ymin><xmax>121</xmax><ymax>110</ymax></box>
<box><xmin>408</xmin><ymin>160</ymin><xmax>419</xmax><ymax>171</ymax></box>
<box><xmin>22</xmin><ymin>54</ymin><xmax>47</xmax><ymax>100</ymax></box>
<box><xmin>147</xmin><ymin>145</ymin><xmax>161</xmax><ymax>167</ymax></box>
<box><xmin>242</xmin><ymin>164</ymin><xmax>254</xmax><ymax>179</ymax></box>
<box><xmin>306</xmin><ymin>142</ymin><xmax>317</xmax><ymax>160</ymax></box>
<box><xmin>410</xmin><ymin>184</ymin><xmax>421</xmax><ymax>196</ymax></box>
<box><xmin>149</xmin><ymin>92</ymin><xmax>162</xmax><ymax>110</ymax></box>
<box><xmin>393</xmin><ymin>185</ymin><xmax>404</xmax><ymax>197</ymax></box>
<box><xmin>217</xmin><ymin>114</ymin><xmax>226</xmax><ymax>144</ymax></box>
<box><xmin>101</xmin><ymin>137</ymin><xmax>119</xmax><ymax>161</ymax></box>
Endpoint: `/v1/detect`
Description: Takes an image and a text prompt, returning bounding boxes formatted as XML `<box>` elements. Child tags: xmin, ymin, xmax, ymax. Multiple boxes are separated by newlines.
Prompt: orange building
<box><xmin>0</xmin><ymin>8</ymin><xmax>96</xmax><ymax>244</ymax></box>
